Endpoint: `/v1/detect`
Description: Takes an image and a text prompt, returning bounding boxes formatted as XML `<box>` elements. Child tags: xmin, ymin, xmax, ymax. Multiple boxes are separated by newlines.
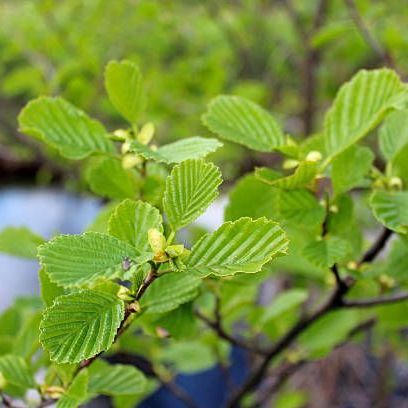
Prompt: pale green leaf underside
<box><xmin>87</xmin><ymin>157</ymin><xmax>139</xmax><ymax>200</ymax></box>
<box><xmin>0</xmin><ymin>227</ymin><xmax>44</xmax><ymax>259</ymax></box>
<box><xmin>225</xmin><ymin>174</ymin><xmax>280</xmax><ymax>222</ymax></box>
<box><xmin>302</xmin><ymin>236</ymin><xmax>351</xmax><ymax>268</ymax></box>
<box><xmin>0</xmin><ymin>354</ymin><xmax>35</xmax><ymax>389</ymax></box>
<box><xmin>130</xmin><ymin>137</ymin><xmax>222</xmax><ymax>164</ymax></box>
<box><xmin>370</xmin><ymin>190</ymin><xmax>408</xmax><ymax>233</ymax></box>
<box><xmin>40</xmin><ymin>290</ymin><xmax>124</xmax><ymax>363</ymax></box>
<box><xmin>279</xmin><ymin>189</ymin><xmax>325</xmax><ymax>227</ymax></box>
<box><xmin>186</xmin><ymin>217</ymin><xmax>288</xmax><ymax>277</ymax></box>
<box><xmin>331</xmin><ymin>145</ymin><xmax>374</xmax><ymax>195</ymax></box>
<box><xmin>324</xmin><ymin>69</ymin><xmax>408</xmax><ymax>161</ymax></box>
<box><xmin>18</xmin><ymin>97</ymin><xmax>114</xmax><ymax>160</ymax></box>
<box><xmin>141</xmin><ymin>272</ymin><xmax>201</xmax><ymax>314</ymax></box>
<box><xmin>38</xmin><ymin>232</ymin><xmax>150</xmax><ymax>288</ymax></box>
<box><xmin>108</xmin><ymin>199</ymin><xmax>163</xmax><ymax>252</ymax></box>
<box><xmin>379</xmin><ymin>110</ymin><xmax>408</xmax><ymax>161</ymax></box>
<box><xmin>89</xmin><ymin>362</ymin><xmax>147</xmax><ymax>396</ymax></box>
<box><xmin>105</xmin><ymin>60</ymin><xmax>145</xmax><ymax>123</ymax></box>
<box><xmin>202</xmin><ymin>95</ymin><xmax>284</xmax><ymax>152</ymax></box>
<box><xmin>163</xmin><ymin>159</ymin><xmax>222</xmax><ymax>230</ymax></box>
<box><xmin>256</xmin><ymin>161</ymin><xmax>318</xmax><ymax>190</ymax></box>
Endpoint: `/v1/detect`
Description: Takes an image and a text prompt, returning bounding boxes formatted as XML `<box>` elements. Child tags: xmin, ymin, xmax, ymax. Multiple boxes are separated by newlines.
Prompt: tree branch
<box><xmin>358</xmin><ymin>227</ymin><xmax>393</xmax><ymax>265</ymax></box>
<box><xmin>343</xmin><ymin>292</ymin><xmax>408</xmax><ymax>308</ymax></box>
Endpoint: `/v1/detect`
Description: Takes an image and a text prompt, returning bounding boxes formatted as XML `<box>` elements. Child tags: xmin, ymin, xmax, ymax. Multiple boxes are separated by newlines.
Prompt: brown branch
<box><xmin>226</xmin><ymin>226</ymin><xmax>394</xmax><ymax>407</ymax></box>
<box><xmin>343</xmin><ymin>292</ymin><xmax>408</xmax><ymax>308</ymax></box>
<box><xmin>195</xmin><ymin>310</ymin><xmax>268</xmax><ymax>356</ymax></box>
<box><xmin>358</xmin><ymin>227</ymin><xmax>393</xmax><ymax>265</ymax></box>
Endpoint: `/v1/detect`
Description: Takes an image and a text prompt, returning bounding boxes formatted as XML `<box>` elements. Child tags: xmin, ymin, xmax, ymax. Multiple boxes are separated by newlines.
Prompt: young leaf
<box><xmin>38</xmin><ymin>232</ymin><xmax>151</xmax><ymax>287</ymax></box>
<box><xmin>379</xmin><ymin>110</ymin><xmax>408</xmax><ymax>161</ymax></box>
<box><xmin>225</xmin><ymin>173</ymin><xmax>281</xmax><ymax>222</ymax></box>
<box><xmin>324</xmin><ymin>69</ymin><xmax>408</xmax><ymax>160</ymax></box>
<box><xmin>88</xmin><ymin>362</ymin><xmax>147</xmax><ymax>396</ymax></box>
<box><xmin>0</xmin><ymin>227</ymin><xmax>44</xmax><ymax>259</ymax></box>
<box><xmin>202</xmin><ymin>95</ymin><xmax>284</xmax><ymax>152</ymax></box>
<box><xmin>370</xmin><ymin>190</ymin><xmax>408</xmax><ymax>233</ymax></box>
<box><xmin>40</xmin><ymin>290</ymin><xmax>124</xmax><ymax>363</ymax></box>
<box><xmin>279</xmin><ymin>189</ymin><xmax>325</xmax><ymax>228</ymax></box>
<box><xmin>163</xmin><ymin>159</ymin><xmax>222</xmax><ymax>230</ymax></box>
<box><xmin>130</xmin><ymin>137</ymin><xmax>222</xmax><ymax>164</ymax></box>
<box><xmin>256</xmin><ymin>161</ymin><xmax>318</xmax><ymax>190</ymax></box>
<box><xmin>57</xmin><ymin>369</ymin><xmax>88</xmax><ymax>408</ymax></box>
<box><xmin>186</xmin><ymin>217</ymin><xmax>288</xmax><ymax>277</ymax></box>
<box><xmin>331</xmin><ymin>145</ymin><xmax>374</xmax><ymax>195</ymax></box>
<box><xmin>39</xmin><ymin>268</ymin><xmax>65</xmax><ymax>307</ymax></box>
<box><xmin>87</xmin><ymin>157</ymin><xmax>140</xmax><ymax>200</ymax></box>
<box><xmin>108</xmin><ymin>200</ymin><xmax>163</xmax><ymax>251</ymax></box>
<box><xmin>141</xmin><ymin>272</ymin><xmax>201</xmax><ymax>314</ymax></box>
<box><xmin>105</xmin><ymin>60</ymin><xmax>145</xmax><ymax>124</ymax></box>
<box><xmin>302</xmin><ymin>236</ymin><xmax>351</xmax><ymax>268</ymax></box>
<box><xmin>18</xmin><ymin>97</ymin><xmax>114</xmax><ymax>159</ymax></box>
<box><xmin>0</xmin><ymin>354</ymin><xmax>35</xmax><ymax>389</ymax></box>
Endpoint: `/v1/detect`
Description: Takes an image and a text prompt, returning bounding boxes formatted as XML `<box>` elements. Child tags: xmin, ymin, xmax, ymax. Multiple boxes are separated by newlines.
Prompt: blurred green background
<box><xmin>1</xmin><ymin>0</ymin><xmax>406</xmax><ymax>185</ymax></box>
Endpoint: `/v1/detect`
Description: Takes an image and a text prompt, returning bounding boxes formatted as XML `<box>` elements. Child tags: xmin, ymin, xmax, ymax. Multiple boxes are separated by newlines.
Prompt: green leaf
<box><xmin>57</xmin><ymin>369</ymin><xmax>88</xmax><ymax>408</ymax></box>
<box><xmin>0</xmin><ymin>354</ymin><xmax>35</xmax><ymax>389</ymax></box>
<box><xmin>105</xmin><ymin>60</ymin><xmax>145</xmax><ymax>124</ymax></box>
<box><xmin>0</xmin><ymin>227</ymin><xmax>44</xmax><ymax>259</ymax></box>
<box><xmin>382</xmin><ymin>237</ymin><xmax>408</xmax><ymax>282</ymax></box>
<box><xmin>108</xmin><ymin>200</ymin><xmax>163</xmax><ymax>251</ymax></box>
<box><xmin>39</xmin><ymin>268</ymin><xmax>65</xmax><ymax>307</ymax></box>
<box><xmin>302</xmin><ymin>236</ymin><xmax>351</xmax><ymax>268</ymax></box>
<box><xmin>279</xmin><ymin>189</ymin><xmax>325</xmax><ymax>228</ymax></box>
<box><xmin>259</xmin><ymin>289</ymin><xmax>308</xmax><ymax>327</ymax></box>
<box><xmin>186</xmin><ymin>217</ymin><xmax>288</xmax><ymax>277</ymax></box>
<box><xmin>38</xmin><ymin>232</ymin><xmax>150</xmax><ymax>288</ymax></box>
<box><xmin>87</xmin><ymin>157</ymin><xmax>140</xmax><ymax>200</ymax></box>
<box><xmin>141</xmin><ymin>272</ymin><xmax>201</xmax><ymax>314</ymax></box>
<box><xmin>379</xmin><ymin>110</ymin><xmax>408</xmax><ymax>161</ymax></box>
<box><xmin>163</xmin><ymin>159</ymin><xmax>222</xmax><ymax>230</ymax></box>
<box><xmin>130</xmin><ymin>137</ymin><xmax>222</xmax><ymax>164</ymax></box>
<box><xmin>40</xmin><ymin>290</ymin><xmax>124</xmax><ymax>363</ymax></box>
<box><xmin>88</xmin><ymin>361</ymin><xmax>146</xmax><ymax>396</ymax></box>
<box><xmin>331</xmin><ymin>145</ymin><xmax>374</xmax><ymax>195</ymax></box>
<box><xmin>13</xmin><ymin>313</ymin><xmax>41</xmax><ymax>359</ymax></box>
<box><xmin>256</xmin><ymin>161</ymin><xmax>318</xmax><ymax>190</ymax></box>
<box><xmin>370</xmin><ymin>190</ymin><xmax>408</xmax><ymax>233</ymax></box>
<box><xmin>18</xmin><ymin>97</ymin><xmax>114</xmax><ymax>160</ymax></box>
<box><xmin>225</xmin><ymin>173</ymin><xmax>280</xmax><ymax>222</ymax></box>
<box><xmin>202</xmin><ymin>95</ymin><xmax>284</xmax><ymax>152</ymax></box>
<box><xmin>324</xmin><ymin>69</ymin><xmax>408</xmax><ymax>160</ymax></box>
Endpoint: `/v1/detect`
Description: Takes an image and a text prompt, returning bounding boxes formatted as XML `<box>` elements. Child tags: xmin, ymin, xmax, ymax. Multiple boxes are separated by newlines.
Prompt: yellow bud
<box><xmin>138</xmin><ymin>122</ymin><xmax>155</xmax><ymax>145</ymax></box>
<box><xmin>329</xmin><ymin>205</ymin><xmax>339</xmax><ymax>213</ymax></box>
<box><xmin>122</xmin><ymin>153</ymin><xmax>143</xmax><ymax>169</ymax></box>
<box><xmin>121</xmin><ymin>140</ymin><xmax>131</xmax><ymax>154</ymax></box>
<box><xmin>165</xmin><ymin>244</ymin><xmax>185</xmax><ymax>258</ymax></box>
<box><xmin>378</xmin><ymin>274</ymin><xmax>395</xmax><ymax>290</ymax></box>
<box><xmin>148</xmin><ymin>229</ymin><xmax>168</xmax><ymax>263</ymax></box>
<box><xmin>0</xmin><ymin>372</ymin><xmax>7</xmax><ymax>390</ymax></box>
<box><xmin>113</xmin><ymin>129</ymin><xmax>129</xmax><ymax>140</ymax></box>
<box><xmin>347</xmin><ymin>261</ymin><xmax>358</xmax><ymax>271</ymax></box>
<box><xmin>388</xmin><ymin>176</ymin><xmax>402</xmax><ymax>190</ymax></box>
<box><xmin>325</xmin><ymin>274</ymin><xmax>335</xmax><ymax>287</ymax></box>
<box><xmin>117</xmin><ymin>286</ymin><xmax>133</xmax><ymax>301</ymax></box>
<box><xmin>283</xmin><ymin>159</ymin><xmax>299</xmax><ymax>170</ymax></box>
<box><xmin>306</xmin><ymin>150</ymin><xmax>322</xmax><ymax>162</ymax></box>
<box><xmin>127</xmin><ymin>301</ymin><xmax>141</xmax><ymax>313</ymax></box>
<box><xmin>42</xmin><ymin>386</ymin><xmax>65</xmax><ymax>399</ymax></box>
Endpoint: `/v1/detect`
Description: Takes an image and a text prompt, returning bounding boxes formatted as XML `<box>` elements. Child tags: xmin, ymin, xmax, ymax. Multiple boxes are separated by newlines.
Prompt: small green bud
<box><xmin>122</xmin><ymin>153</ymin><xmax>143</xmax><ymax>169</ymax></box>
<box><xmin>378</xmin><ymin>274</ymin><xmax>395</xmax><ymax>290</ymax></box>
<box><xmin>138</xmin><ymin>122</ymin><xmax>155</xmax><ymax>145</ymax></box>
<box><xmin>306</xmin><ymin>150</ymin><xmax>322</xmax><ymax>162</ymax></box>
<box><xmin>121</xmin><ymin>140</ymin><xmax>131</xmax><ymax>154</ymax></box>
<box><xmin>165</xmin><ymin>244</ymin><xmax>185</xmax><ymax>258</ymax></box>
<box><xmin>329</xmin><ymin>204</ymin><xmax>338</xmax><ymax>213</ymax></box>
<box><xmin>117</xmin><ymin>286</ymin><xmax>133</xmax><ymax>301</ymax></box>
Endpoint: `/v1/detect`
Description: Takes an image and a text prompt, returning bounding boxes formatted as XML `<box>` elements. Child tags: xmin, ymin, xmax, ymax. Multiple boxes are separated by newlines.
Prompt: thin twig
<box><xmin>358</xmin><ymin>227</ymin><xmax>392</xmax><ymax>265</ymax></box>
<box><xmin>343</xmin><ymin>292</ymin><xmax>408</xmax><ymax>308</ymax></box>
<box><xmin>344</xmin><ymin>0</ymin><xmax>394</xmax><ymax>67</ymax></box>
<box><xmin>195</xmin><ymin>310</ymin><xmax>268</xmax><ymax>356</ymax></box>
